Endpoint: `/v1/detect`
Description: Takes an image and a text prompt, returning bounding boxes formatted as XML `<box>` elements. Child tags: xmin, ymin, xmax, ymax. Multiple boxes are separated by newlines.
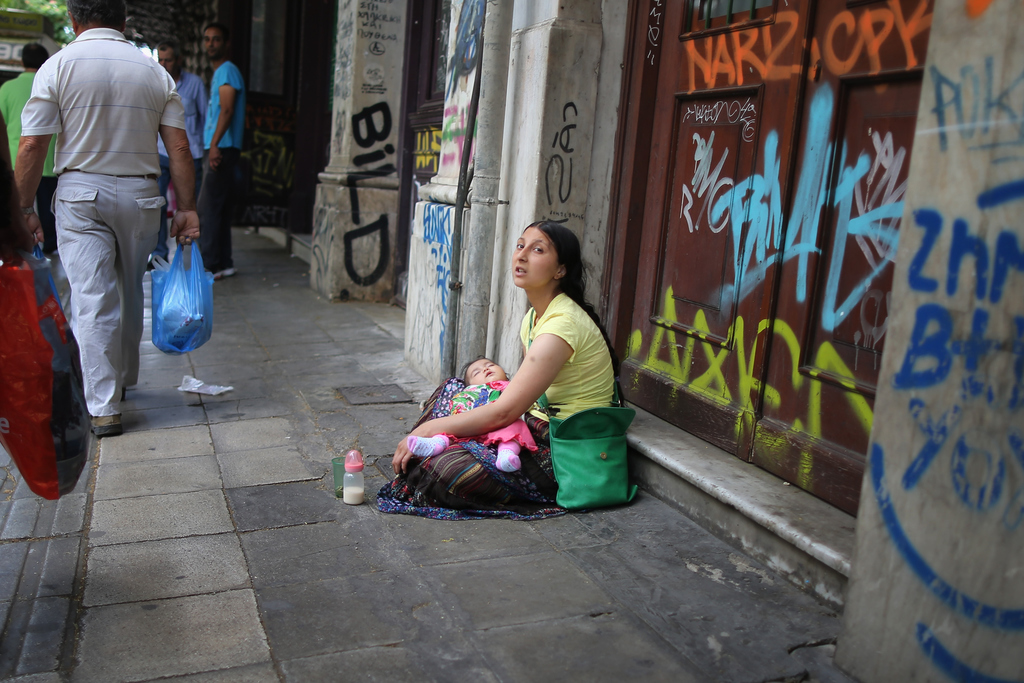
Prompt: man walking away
<box><xmin>14</xmin><ymin>0</ymin><xmax>200</xmax><ymax>437</ymax></box>
<box><xmin>151</xmin><ymin>38</ymin><xmax>206</xmax><ymax>265</ymax></box>
<box><xmin>198</xmin><ymin>22</ymin><xmax>245</xmax><ymax>281</ymax></box>
<box><xmin>0</xmin><ymin>43</ymin><xmax>59</xmax><ymax>253</ymax></box>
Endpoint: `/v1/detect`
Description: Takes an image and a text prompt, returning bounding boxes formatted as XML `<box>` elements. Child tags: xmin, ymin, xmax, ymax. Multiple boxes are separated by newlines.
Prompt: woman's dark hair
<box><xmin>528</xmin><ymin>221</ymin><xmax>620</xmax><ymax>377</ymax></box>
<box><xmin>66</xmin><ymin>0</ymin><xmax>126</xmax><ymax>28</ymax></box>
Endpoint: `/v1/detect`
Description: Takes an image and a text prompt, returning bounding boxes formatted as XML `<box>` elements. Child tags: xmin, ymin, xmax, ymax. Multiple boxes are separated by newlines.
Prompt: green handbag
<box><xmin>541</xmin><ymin>386</ymin><xmax>638</xmax><ymax>510</ymax></box>
<box><xmin>529</xmin><ymin>310</ymin><xmax>638</xmax><ymax>510</ymax></box>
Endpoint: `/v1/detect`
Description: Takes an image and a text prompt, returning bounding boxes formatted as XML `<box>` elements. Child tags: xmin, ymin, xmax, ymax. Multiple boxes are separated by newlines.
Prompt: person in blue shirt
<box><xmin>152</xmin><ymin>38</ymin><xmax>207</xmax><ymax>264</ymax></box>
<box><xmin>197</xmin><ymin>22</ymin><xmax>245</xmax><ymax>280</ymax></box>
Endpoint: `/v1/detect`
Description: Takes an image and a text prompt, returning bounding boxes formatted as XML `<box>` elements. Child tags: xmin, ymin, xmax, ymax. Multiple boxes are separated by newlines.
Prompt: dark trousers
<box><xmin>151</xmin><ymin>155</ymin><xmax>203</xmax><ymax>261</ymax></box>
<box><xmin>37</xmin><ymin>175</ymin><xmax>58</xmax><ymax>253</ymax></box>
<box><xmin>197</xmin><ymin>147</ymin><xmax>240</xmax><ymax>272</ymax></box>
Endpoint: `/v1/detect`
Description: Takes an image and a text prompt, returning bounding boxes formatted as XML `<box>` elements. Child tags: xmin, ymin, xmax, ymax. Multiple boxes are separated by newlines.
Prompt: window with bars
<box><xmin>684</xmin><ymin>0</ymin><xmax>774</xmax><ymax>32</ymax></box>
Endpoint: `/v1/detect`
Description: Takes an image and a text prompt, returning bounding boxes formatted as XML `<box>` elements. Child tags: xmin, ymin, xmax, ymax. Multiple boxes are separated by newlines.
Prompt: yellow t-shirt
<box><xmin>519</xmin><ymin>293</ymin><xmax>614</xmax><ymax>421</ymax></box>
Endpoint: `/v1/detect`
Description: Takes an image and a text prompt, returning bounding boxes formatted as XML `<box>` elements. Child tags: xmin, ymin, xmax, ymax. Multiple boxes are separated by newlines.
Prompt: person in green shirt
<box><xmin>0</xmin><ymin>43</ymin><xmax>58</xmax><ymax>253</ymax></box>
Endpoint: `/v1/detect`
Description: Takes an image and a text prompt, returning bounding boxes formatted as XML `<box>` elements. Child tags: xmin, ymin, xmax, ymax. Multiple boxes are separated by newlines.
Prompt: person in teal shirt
<box><xmin>0</xmin><ymin>44</ymin><xmax>59</xmax><ymax>253</ymax></box>
<box><xmin>197</xmin><ymin>22</ymin><xmax>246</xmax><ymax>279</ymax></box>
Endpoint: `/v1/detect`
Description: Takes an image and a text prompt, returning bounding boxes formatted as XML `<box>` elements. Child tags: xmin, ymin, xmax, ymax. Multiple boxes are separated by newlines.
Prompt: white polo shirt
<box><xmin>21</xmin><ymin>28</ymin><xmax>185</xmax><ymax>177</ymax></box>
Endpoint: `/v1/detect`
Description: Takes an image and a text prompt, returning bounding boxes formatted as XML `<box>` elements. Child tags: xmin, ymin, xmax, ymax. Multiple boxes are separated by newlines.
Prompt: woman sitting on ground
<box><xmin>378</xmin><ymin>220</ymin><xmax>617</xmax><ymax>519</ymax></box>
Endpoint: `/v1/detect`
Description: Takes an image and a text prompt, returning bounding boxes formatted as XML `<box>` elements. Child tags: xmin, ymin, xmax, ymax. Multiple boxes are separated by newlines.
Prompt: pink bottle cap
<box><xmin>344</xmin><ymin>449</ymin><xmax>364</xmax><ymax>472</ymax></box>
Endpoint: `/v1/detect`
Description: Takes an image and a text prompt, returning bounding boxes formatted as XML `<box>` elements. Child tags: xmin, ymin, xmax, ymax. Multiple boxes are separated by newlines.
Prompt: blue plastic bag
<box><xmin>152</xmin><ymin>243</ymin><xmax>213</xmax><ymax>354</ymax></box>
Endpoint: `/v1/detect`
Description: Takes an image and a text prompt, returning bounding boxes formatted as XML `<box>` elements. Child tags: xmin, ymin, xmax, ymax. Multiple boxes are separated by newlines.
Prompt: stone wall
<box><xmin>404</xmin><ymin>0</ymin><xmax>629</xmax><ymax>381</ymax></box>
<box><xmin>311</xmin><ymin>0</ymin><xmax>406</xmax><ymax>302</ymax></box>
<box><xmin>404</xmin><ymin>0</ymin><xmax>482</xmax><ymax>375</ymax></box>
<box><xmin>836</xmin><ymin>2</ymin><xmax>1024</xmax><ymax>680</ymax></box>
<box><xmin>488</xmin><ymin>0</ymin><xmax>626</xmax><ymax>374</ymax></box>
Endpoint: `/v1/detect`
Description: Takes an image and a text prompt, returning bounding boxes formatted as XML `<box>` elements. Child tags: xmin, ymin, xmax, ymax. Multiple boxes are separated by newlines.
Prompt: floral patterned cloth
<box><xmin>448</xmin><ymin>380</ymin><xmax>506</xmax><ymax>415</ymax></box>
<box><xmin>376</xmin><ymin>378</ymin><xmax>565</xmax><ymax>520</ymax></box>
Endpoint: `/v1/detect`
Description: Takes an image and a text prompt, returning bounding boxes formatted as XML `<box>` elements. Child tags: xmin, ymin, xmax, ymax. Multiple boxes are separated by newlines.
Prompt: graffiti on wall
<box><xmin>415</xmin><ymin>127</ymin><xmax>442</xmax><ymax>176</ymax></box>
<box><xmin>866</xmin><ymin>34</ymin><xmax>1024</xmax><ymax>678</ymax></box>
<box><xmin>311</xmin><ymin>203</ymin><xmax>334</xmax><ymax>294</ymax></box>
<box><xmin>647</xmin><ymin>0</ymin><xmax>664</xmax><ymax>66</ymax></box>
<box><xmin>628</xmin><ymin>293</ymin><xmax>874</xmax><ymax>483</ymax></box>
<box><xmin>346</xmin><ymin>102</ymin><xmax>395</xmax><ymax>286</ymax></box>
<box><xmin>311</xmin><ymin>101</ymin><xmax>397</xmax><ymax>292</ymax></box>
<box><xmin>241</xmin><ymin>205</ymin><xmax>290</xmax><ymax>226</ymax></box>
<box><xmin>874</xmin><ymin>184</ymin><xmax>1024</xmax><ymax>681</ymax></box>
<box><xmin>244</xmin><ymin>130</ymin><xmax>296</xmax><ymax>198</ymax></box>
<box><xmin>446</xmin><ymin>0</ymin><xmax>483</xmax><ymax>97</ymax></box>
<box><xmin>683</xmin><ymin>2</ymin><xmax>932</xmax><ymax>91</ymax></box>
<box><xmin>546</xmin><ymin>102</ymin><xmax>578</xmax><ymax>214</ymax></box>
<box><xmin>422</xmin><ymin>202</ymin><xmax>454</xmax><ymax>355</ymax></box>
<box><xmin>700</xmin><ymin>84</ymin><xmax>905</xmax><ymax>326</ymax></box>
<box><xmin>241</xmin><ymin>104</ymin><xmax>296</xmax><ymax>227</ymax></box>
<box><xmin>927</xmin><ymin>58</ymin><xmax>1024</xmax><ymax>157</ymax></box>
<box><xmin>357</xmin><ymin>0</ymin><xmax>401</xmax><ymax>42</ymax></box>
<box><xmin>683</xmin><ymin>98</ymin><xmax>758</xmax><ymax>142</ymax></box>
<box><xmin>357</xmin><ymin>0</ymin><xmax>401</xmax><ymax>95</ymax></box>
<box><xmin>630</xmin><ymin>82</ymin><xmax>907</xmax><ymax>451</ymax></box>
<box><xmin>439</xmin><ymin>0</ymin><xmax>484</xmax><ymax>174</ymax></box>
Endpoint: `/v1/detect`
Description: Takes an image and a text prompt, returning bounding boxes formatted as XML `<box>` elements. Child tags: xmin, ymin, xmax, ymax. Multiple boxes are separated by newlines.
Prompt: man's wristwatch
<box><xmin>21</xmin><ymin>207</ymin><xmax>35</xmax><ymax>215</ymax></box>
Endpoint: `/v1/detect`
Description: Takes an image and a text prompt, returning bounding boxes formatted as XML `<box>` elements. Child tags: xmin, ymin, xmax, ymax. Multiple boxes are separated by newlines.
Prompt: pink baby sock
<box><xmin>495</xmin><ymin>441</ymin><xmax>522</xmax><ymax>472</ymax></box>
<box><xmin>407</xmin><ymin>434</ymin><xmax>450</xmax><ymax>457</ymax></box>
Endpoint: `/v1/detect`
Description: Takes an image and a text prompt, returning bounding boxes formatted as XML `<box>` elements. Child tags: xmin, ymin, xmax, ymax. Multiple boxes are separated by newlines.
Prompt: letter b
<box><xmin>352</xmin><ymin>103</ymin><xmax>392</xmax><ymax>149</ymax></box>
<box><xmin>893</xmin><ymin>304</ymin><xmax>954</xmax><ymax>389</ymax></box>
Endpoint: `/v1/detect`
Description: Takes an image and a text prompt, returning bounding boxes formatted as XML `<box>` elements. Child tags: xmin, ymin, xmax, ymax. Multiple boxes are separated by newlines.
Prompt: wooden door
<box><xmin>619</xmin><ymin>1</ymin><xmax>813</xmax><ymax>454</ymax></box>
<box><xmin>751</xmin><ymin>0</ymin><xmax>931</xmax><ymax>514</ymax></box>
<box><xmin>613</xmin><ymin>0</ymin><xmax>933</xmax><ymax>514</ymax></box>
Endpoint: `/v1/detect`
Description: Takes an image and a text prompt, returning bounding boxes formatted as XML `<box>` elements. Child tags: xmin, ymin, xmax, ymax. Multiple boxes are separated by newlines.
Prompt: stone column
<box><xmin>403</xmin><ymin>0</ymin><xmax>626</xmax><ymax>381</ymax></box>
<box><xmin>404</xmin><ymin>0</ymin><xmax>483</xmax><ymax>383</ymax></box>
<box><xmin>836</xmin><ymin>3</ymin><xmax>1024</xmax><ymax>681</ymax></box>
<box><xmin>488</xmin><ymin>4</ymin><xmax>605</xmax><ymax>371</ymax></box>
<box><xmin>311</xmin><ymin>0</ymin><xmax>406</xmax><ymax>302</ymax></box>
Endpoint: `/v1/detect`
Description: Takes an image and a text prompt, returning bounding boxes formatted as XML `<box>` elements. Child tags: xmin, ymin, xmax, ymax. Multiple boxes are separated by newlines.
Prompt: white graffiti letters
<box><xmin>681</xmin><ymin>131</ymin><xmax>734</xmax><ymax>234</ymax></box>
<box><xmin>683</xmin><ymin>98</ymin><xmax>758</xmax><ymax>142</ymax></box>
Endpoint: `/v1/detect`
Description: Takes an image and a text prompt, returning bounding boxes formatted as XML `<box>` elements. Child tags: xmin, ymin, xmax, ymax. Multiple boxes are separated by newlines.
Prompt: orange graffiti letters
<box><xmin>685</xmin><ymin>11</ymin><xmax>799</xmax><ymax>90</ymax></box>
<box><xmin>822</xmin><ymin>0</ymin><xmax>932</xmax><ymax>76</ymax></box>
<box><xmin>965</xmin><ymin>0</ymin><xmax>995</xmax><ymax>16</ymax></box>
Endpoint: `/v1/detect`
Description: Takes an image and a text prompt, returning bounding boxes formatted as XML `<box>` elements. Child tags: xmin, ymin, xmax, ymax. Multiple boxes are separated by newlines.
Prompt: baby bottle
<box><xmin>343</xmin><ymin>449</ymin><xmax>364</xmax><ymax>505</ymax></box>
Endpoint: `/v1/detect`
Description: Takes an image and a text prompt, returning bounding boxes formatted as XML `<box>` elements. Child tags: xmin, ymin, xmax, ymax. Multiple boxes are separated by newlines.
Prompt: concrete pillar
<box><xmin>488</xmin><ymin>2</ymin><xmax>612</xmax><ymax>372</ymax></box>
<box><xmin>836</xmin><ymin>3</ymin><xmax>1024</xmax><ymax>680</ymax></box>
<box><xmin>311</xmin><ymin>0</ymin><xmax>406</xmax><ymax>302</ymax></box>
<box><xmin>404</xmin><ymin>201</ymin><xmax>465</xmax><ymax>383</ymax></box>
<box><xmin>404</xmin><ymin>0</ymin><xmax>628</xmax><ymax>381</ymax></box>
<box><xmin>405</xmin><ymin>0</ymin><xmax>483</xmax><ymax>383</ymax></box>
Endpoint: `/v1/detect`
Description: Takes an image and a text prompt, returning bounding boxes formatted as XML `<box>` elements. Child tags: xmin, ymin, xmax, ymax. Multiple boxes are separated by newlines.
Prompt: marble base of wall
<box><xmin>311</xmin><ymin>181</ymin><xmax>399</xmax><ymax>302</ymax></box>
<box><xmin>404</xmin><ymin>201</ymin><xmax>464</xmax><ymax>384</ymax></box>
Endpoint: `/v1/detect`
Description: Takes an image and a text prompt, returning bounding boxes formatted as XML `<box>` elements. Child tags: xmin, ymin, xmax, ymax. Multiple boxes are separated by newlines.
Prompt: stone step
<box><xmin>626</xmin><ymin>406</ymin><xmax>856</xmax><ymax>610</ymax></box>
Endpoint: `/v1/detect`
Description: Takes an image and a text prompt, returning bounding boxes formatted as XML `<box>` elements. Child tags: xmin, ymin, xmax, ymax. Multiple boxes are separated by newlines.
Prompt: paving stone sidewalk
<box><xmin>0</xmin><ymin>229</ymin><xmax>858</xmax><ymax>682</ymax></box>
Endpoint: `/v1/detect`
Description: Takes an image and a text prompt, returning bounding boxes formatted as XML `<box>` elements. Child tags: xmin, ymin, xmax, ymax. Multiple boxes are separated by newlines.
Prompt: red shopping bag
<box><xmin>0</xmin><ymin>250</ymin><xmax>89</xmax><ymax>499</ymax></box>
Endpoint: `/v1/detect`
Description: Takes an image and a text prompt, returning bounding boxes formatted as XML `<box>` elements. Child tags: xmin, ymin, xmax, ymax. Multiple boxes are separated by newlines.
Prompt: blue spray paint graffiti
<box><xmin>878</xmin><ymin>172</ymin><xmax>1024</xmax><ymax>680</ymax></box>
<box><xmin>422</xmin><ymin>203</ymin><xmax>453</xmax><ymax>355</ymax></box>
<box><xmin>871</xmin><ymin>443</ymin><xmax>1024</xmax><ymax>630</ymax></box>
<box><xmin>708</xmin><ymin>84</ymin><xmax>905</xmax><ymax>340</ymax></box>
<box><xmin>917</xmin><ymin>623</ymin><xmax>1024</xmax><ymax>683</ymax></box>
<box><xmin>892</xmin><ymin>194</ymin><xmax>1024</xmax><ymax>502</ymax></box>
<box><xmin>928</xmin><ymin>58</ymin><xmax>1024</xmax><ymax>159</ymax></box>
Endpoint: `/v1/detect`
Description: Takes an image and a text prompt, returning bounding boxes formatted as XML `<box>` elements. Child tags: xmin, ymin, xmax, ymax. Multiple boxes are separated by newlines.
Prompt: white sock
<box><xmin>495</xmin><ymin>442</ymin><xmax>521</xmax><ymax>472</ymax></box>
<box><xmin>407</xmin><ymin>434</ymin><xmax>450</xmax><ymax>457</ymax></box>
